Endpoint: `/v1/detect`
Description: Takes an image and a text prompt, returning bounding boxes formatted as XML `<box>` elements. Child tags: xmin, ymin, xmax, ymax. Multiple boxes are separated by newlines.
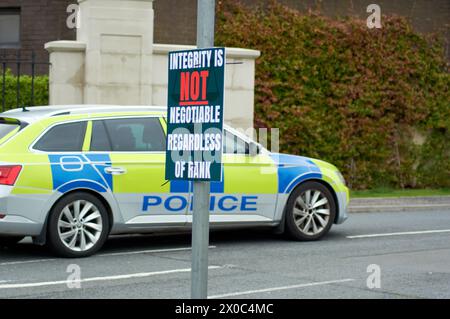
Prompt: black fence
<box><xmin>0</xmin><ymin>50</ymin><xmax>50</xmax><ymax>112</ymax></box>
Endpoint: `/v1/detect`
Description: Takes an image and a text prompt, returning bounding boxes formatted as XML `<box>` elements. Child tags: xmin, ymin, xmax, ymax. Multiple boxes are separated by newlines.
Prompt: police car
<box><xmin>0</xmin><ymin>106</ymin><xmax>349</xmax><ymax>257</ymax></box>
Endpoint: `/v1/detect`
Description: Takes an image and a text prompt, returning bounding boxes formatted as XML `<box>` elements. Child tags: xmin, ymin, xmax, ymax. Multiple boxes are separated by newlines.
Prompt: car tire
<box><xmin>47</xmin><ymin>192</ymin><xmax>109</xmax><ymax>258</ymax></box>
<box><xmin>285</xmin><ymin>181</ymin><xmax>336</xmax><ymax>241</ymax></box>
<box><xmin>0</xmin><ymin>236</ymin><xmax>25</xmax><ymax>247</ymax></box>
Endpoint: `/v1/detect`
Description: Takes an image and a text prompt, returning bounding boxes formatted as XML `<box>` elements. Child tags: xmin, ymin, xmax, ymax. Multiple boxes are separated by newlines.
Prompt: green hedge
<box><xmin>216</xmin><ymin>1</ymin><xmax>450</xmax><ymax>189</ymax></box>
<box><xmin>0</xmin><ymin>69</ymin><xmax>49</xmax><ymax>111</ymax></box>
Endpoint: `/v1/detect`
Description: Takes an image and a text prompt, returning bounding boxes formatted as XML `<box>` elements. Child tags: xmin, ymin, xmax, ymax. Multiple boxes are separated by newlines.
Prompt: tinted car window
<box><xmin>0</xmin><ymin>122</ymin><xmax>20</xmax><ymax>140</ymax></box>
<box><xmin>34</xmin><ymin>121</ymin><xmax>87</xmax><ymax>152</ymax></box>
<box><xmin>223</xmin><ymin>130</ymin><xmax>248</xmax><ymax>154</ymax></box>
<box><xmin>90</xmin><ymin>121</ymin><xmax>111</xmax><ymax>152</ymax></box>
<box><xmin>94</xmin><ymin>117</ymin><xmax>166</xmax><ymax>152</ymax></box>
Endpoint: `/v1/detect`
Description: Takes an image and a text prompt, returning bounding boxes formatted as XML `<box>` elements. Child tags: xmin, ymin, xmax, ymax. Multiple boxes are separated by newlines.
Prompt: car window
<box><xmin>92</xmin><ymin>117</ymin><xmax>166</xmax><ymax>152</ymax></box>
<box><xmin>223</xmin><ymin>130</ymin><xmax>249</xmax><ymax>154</ymax></box>
<box><xmin>34</xmin><ymin>121</ymin><xmax>87</xmax><ymax>152</ymax></box>
<box><xmin>0</xmin><ymin>121</ymin><xmax>20</xmax><ymax>140</ymax></box>
<box><xmin>90</xmin><ymin>120</ymin><xmax>111</xmax><ymax>152</ymax></box>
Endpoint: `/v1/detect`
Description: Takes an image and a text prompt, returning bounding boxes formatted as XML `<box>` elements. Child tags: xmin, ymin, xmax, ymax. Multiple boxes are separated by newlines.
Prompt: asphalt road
<box><xmin>0</xmin><ymin>209</ymin><xmax>449</xmax><ymax>299</ymax></box>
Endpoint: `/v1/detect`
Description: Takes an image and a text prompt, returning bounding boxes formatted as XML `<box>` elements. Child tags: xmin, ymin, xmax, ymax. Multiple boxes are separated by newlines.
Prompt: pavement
<box><xmin>349</xmin><ymin>196</ymin><xmax>450</xmax><ymax>213</ymax></box>
<box><xmin>0</xmin><ymin>205</ymin><xmax>449</xmax><ymax>299</ymax></box>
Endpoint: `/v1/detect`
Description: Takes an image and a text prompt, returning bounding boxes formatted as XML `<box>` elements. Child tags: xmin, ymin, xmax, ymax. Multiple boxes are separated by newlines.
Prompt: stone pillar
<box><xmin>223</xmin><ymin>49</ymin><xmax>260</xmax><ymax>130</ymax></box>
<box><xmin>77</xmin><ymin>0</ymin><xmax>154</xmax><ymax>105</ymax></box>
<box><xmin>45</xmin><ymin>0</ymin><xmax>260</xmax><ymax>131</ymax></box>
<box><xmin>45</xmin><ymin>41</ymin><xmax>86</xmax><ymax>105</ymax></box>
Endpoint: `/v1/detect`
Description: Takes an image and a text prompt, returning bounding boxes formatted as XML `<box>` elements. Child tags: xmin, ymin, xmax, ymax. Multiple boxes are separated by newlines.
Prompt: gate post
<box><xmin>45</xmin><ymin>41</ymin><xmax>86</xmax><ymax>105</ymax></box>
<box><xmin>45</xmin><ymin>0</ymin><xmax>154</xmax><ymax>106</ymax></box>
<box><xmin>77</xmin><ymin>0</ymin><xmax>154</xmax><ymax>105</ymax></box>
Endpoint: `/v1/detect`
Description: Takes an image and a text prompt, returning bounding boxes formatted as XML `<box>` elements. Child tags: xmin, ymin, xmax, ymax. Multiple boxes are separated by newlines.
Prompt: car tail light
<box><xmin>0</xmin><ymin>165</ymin><xmax>22</xmax><ymax>186</ymax></box>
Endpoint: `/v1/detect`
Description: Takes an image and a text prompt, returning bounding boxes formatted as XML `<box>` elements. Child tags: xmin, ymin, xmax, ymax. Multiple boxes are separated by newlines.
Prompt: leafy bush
<box><xmin>216</xmin><ymin>0</ymin><xmax>450</xmax><ymax>189</ymax></box>
<box><xmin>0</xmin><ymin>69</ymin><xmax>49</xmax><ymax>112</ymax></box>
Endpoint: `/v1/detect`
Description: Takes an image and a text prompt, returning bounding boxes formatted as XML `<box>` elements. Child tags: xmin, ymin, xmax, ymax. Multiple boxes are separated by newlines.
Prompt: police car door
<box><xmin>187</xmin><ymin>128</ymin><xmax>278</xmax><ymax>224</ymax></box>
<box><xmin>89</xmin><ymin>116</ymin><xmax>188</xmax><ymax>227</ymax></box>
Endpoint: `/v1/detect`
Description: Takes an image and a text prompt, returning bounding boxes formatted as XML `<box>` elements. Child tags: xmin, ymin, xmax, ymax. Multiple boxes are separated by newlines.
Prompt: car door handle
<box><xmin>104</xmin><ymin>167</ymin><xmax>127</xmax><ymax>175</ymax></box>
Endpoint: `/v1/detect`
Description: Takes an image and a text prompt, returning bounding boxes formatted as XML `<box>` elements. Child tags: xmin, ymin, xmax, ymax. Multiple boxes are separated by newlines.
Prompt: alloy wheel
<box><xmin>292</xmin><ymin>189</ymin><xmax>331</xmax><ymax>236</ymax></box>
<box><xmin>57</xmin><ymin>200</ymin><xmax>103</xmax><ymax>252</ymax></box>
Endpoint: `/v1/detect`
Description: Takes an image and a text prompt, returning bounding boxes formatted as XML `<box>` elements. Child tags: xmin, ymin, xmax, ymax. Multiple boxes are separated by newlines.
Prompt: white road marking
<box><xmin>99</xmin><ymin>245</ymin><xmax>217</xmax><ymax>257</ymax></box>
<box><xmin>0</xmin><ymin>259</ymin><xmax>56</xmax><ymax>266</ymax></box>
<box><xmin>0</xmin><ymin>266</ymin><xmax>222</xmax><ymax>290</ymax></box>
<box><xmin>347</xmin><ymin>229</ymin><xmax>450</xmax><ymax>239</ymax></box>
<box><xmin>208</xmin><ymin>278</ymin><xmax>355</xmax><ymax>299</ymax></box>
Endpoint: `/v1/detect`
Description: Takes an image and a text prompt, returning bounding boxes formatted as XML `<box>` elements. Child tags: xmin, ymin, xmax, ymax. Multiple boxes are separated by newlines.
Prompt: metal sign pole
<box><xmin>191</xmin><ymin>0</ymin><xmax>215</xmax><ymax>299</ymax></box>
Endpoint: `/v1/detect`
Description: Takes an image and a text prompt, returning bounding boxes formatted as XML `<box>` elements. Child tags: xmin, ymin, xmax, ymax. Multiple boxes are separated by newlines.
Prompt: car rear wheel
<box><xmin>285</xmin><ymin>181</ymin><xmax>336</xmax><ymax>241</ymax></box>
<box><xmin>0</xmin><ymin>236</ymin><xmax>25</xmax><ymax>247</ymax></box>
<box><xmin>47</xmin><ymin>192</ymin><xmax>109</xmax><ymax>258</ymax></box>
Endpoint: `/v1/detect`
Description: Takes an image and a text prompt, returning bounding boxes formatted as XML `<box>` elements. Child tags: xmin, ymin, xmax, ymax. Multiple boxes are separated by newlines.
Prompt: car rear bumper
<box><xmin>0</xmin><ymin>215</ymin><xmax>43</xmax><ymax>236</ymax></box>
<box><xmin>0</xmin><ymin>187</ymin><xmax>50</xmax><ymax>236</ymax></box>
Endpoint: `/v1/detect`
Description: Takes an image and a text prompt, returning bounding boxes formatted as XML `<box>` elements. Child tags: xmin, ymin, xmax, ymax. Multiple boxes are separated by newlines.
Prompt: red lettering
<box><xmin>180</xmin><ymin>72</ymin><xmax>190</xmax><ymax>101</ymax></box>
<box><xmin>179</xmin><ymin>70</ymin><xmax>210</xmax><ymax>105</ymax></box>
<box><xmin>190</xmin><ymin>71</ymin><xmax>200</xmax><ymax>101</ymax></box>
<box><xmin>200</xmin><ymin>70</ymin><xmax>209</xmax><ymax>101</ymax></box>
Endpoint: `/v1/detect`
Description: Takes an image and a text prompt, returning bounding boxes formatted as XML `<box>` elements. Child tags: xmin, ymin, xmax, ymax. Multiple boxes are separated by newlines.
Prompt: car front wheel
<box><xmin>285</xmin><ymin>181</ymin><xmax>336</xmax><ymax>241</ymax></box>
<box><xmin>47</xmin><ymin>192</ymin><xmax>109</xmax><ymax>258</ymax></box>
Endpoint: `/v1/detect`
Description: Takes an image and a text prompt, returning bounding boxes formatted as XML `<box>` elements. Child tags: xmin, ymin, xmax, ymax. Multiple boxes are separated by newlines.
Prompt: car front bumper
<box><xmin>335</xmin><ymin>187</ymin><xmax>349</xmax><ymax>224</ymax></box>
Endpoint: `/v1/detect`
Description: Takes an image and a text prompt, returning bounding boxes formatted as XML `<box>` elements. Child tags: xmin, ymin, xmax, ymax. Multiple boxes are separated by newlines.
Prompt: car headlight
<box><xmin>336</xmin><ymin>171</ymin><xmax>346</xmax><ymax>186</ymax></box>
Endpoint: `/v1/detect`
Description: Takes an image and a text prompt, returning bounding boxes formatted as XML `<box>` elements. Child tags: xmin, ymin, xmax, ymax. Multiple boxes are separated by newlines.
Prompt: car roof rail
<box><xmin>47</xmin><ymin>105</ymin><xmax>168</xmax><ymax>117</ymax></box>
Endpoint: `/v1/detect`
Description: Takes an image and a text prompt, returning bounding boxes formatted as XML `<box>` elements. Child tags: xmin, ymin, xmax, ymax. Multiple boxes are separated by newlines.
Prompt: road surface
<box><xmin>0</xmin><ymin>209</ymin><xmax>449</xmax><ymax>299</ymax></box>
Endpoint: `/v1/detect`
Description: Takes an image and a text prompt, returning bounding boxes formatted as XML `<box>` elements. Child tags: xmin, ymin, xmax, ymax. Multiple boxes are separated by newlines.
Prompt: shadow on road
<box><xmin>0</xmin><ymin>227</ymin><xmax>345</xmax><ymax>259</ymax></box>
<box><xmin>0</xmin><ymin>243</ymin><xmax>52</xmax><ymax>259</ymax></box>
<box><xmin>104</xmin><ymin>228</ymin><xmax>284</xmax><ymax>251</ymax></box>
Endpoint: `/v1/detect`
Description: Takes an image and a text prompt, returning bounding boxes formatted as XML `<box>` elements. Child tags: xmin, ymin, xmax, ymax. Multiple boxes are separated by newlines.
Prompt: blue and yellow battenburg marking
<box><xmin>46</xmin><ymin>151</ymin><xmax>342</xmax><ymax>214</ymax></box>
<box><xmin>270</xmin><ymin>153</ymin><xmax>323</xmax><ymax>194</ymax></box>
<box><xmin>49</xmin><ymin>154</ymin><xmax>113</xmax><ymax>193</ymax></box>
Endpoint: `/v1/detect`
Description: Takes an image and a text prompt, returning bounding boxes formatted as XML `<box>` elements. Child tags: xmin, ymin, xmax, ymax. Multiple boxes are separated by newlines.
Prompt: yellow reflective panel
<box><xmin>159</xmin><ymin>117</ymin><xmax>167</xmax><ymax>134</ymax></box>
<box><xmin>82</xmin><ymin>121</ymin><xmax>93</xmax><ymax>152</ymax></box>
<box><xmin>223</xmin><ymin>154</ymin><xmax>277</xmax><ymax>194</ymax></box>
<box><xmin>11</xmin><ymin>187</ymin><xmax>53</xmax><ymax>195</ymax></box>
<box><xmin>109</xmin><ymin>153</ymin><xmax>170</xmax><ymax>193</ymax></box>
<box><xmin>11</xmin><ymin>155</ymin><xmax>53</xmax><ymax>193</ymax></box>
<box><xmin>310</xmin><ymin>159</ymin><xmax>346</xmax><ymax>193</ymax></box>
